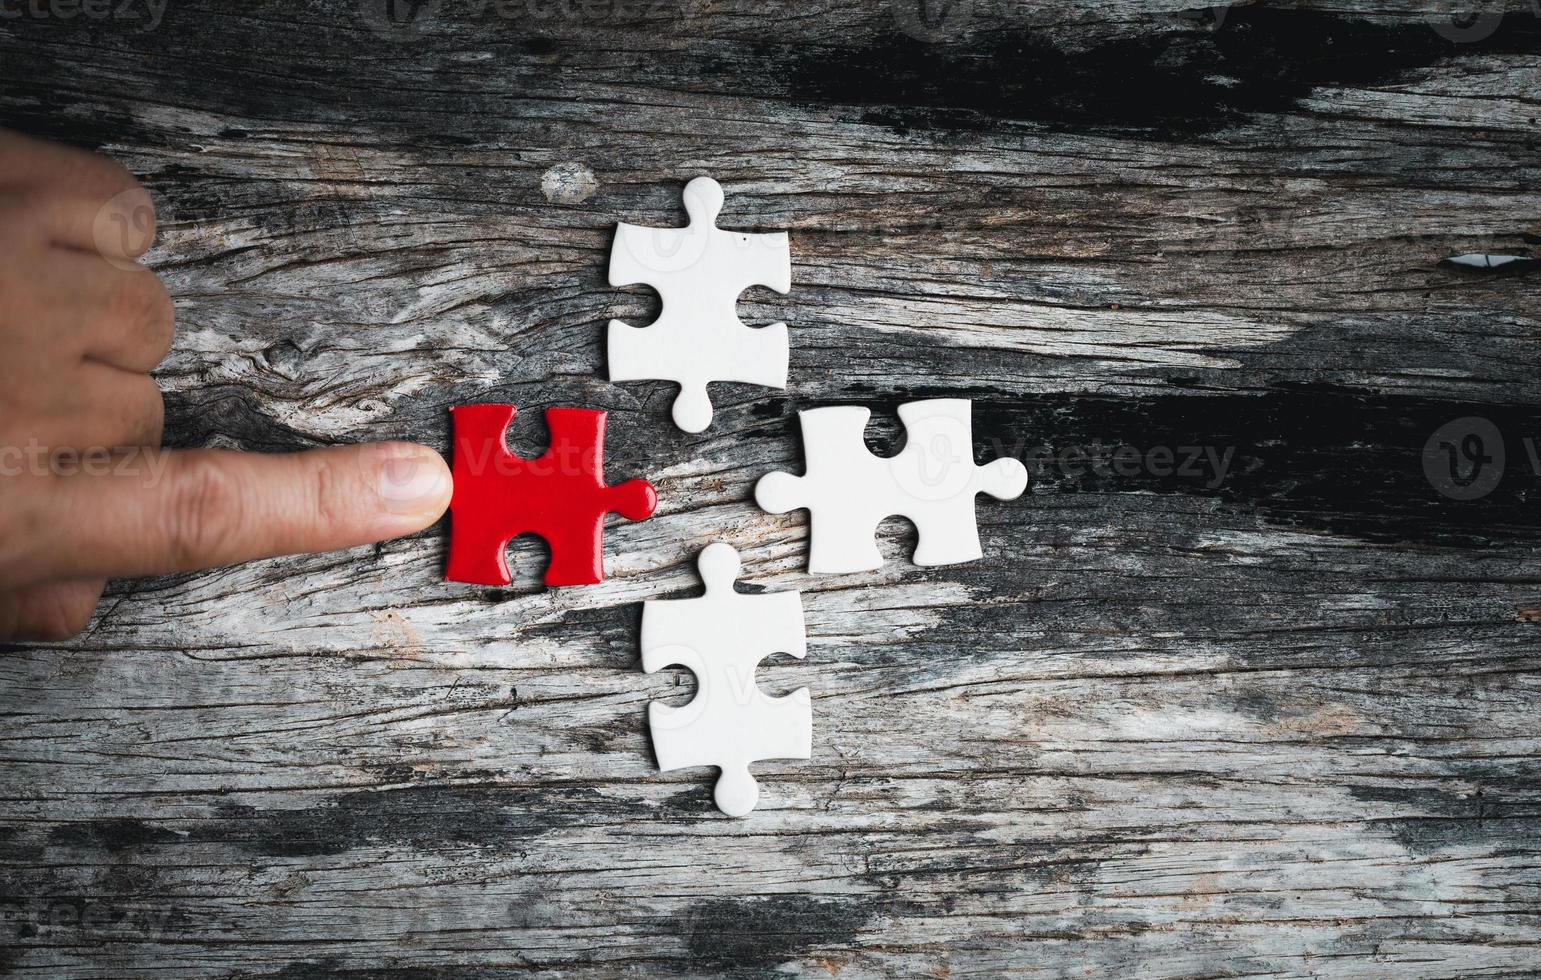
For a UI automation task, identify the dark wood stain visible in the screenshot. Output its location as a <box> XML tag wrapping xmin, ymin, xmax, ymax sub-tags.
<box><xmin>779</xmin><ymin>10</ymin><xmax>1541</xmax><ymax>134</ymax></box>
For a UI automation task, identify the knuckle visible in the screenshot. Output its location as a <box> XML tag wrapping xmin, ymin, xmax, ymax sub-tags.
<box><xmin>15</xmin><ymin>620</ymin><xmax>71</xmax><ymax>643</ymax></box>
<box><xmin>102</xmin><ymin>157</ymin><xmax>147</xmax><ymax>197</ymax></box>
<box><xmin>72</xmin><ymin>148</ymin><xmax>147</xmax><ymax>201</ymax></box>
<box><xmin>145</xmin><ymin>271</ymin><xmax>174</xmax><ymax>324</ymax></box>
<box><xmin>141</xmin><ymin>384</ymin><xmax>166</xmax><ymax>448</ymax></box>
<box><xmin>310</xmin><ymin>457</ymin><xmax>347</xmax><ymax>533</ymax></box>
<box><xmin>163</xmin><ymin>456</ymin><xmax>243</xmax><ymax>568</ymax></box>
<box><xmin>12</xmin><ymin>592</ymin><xmax>97</xmax><ymax>643</ymax></box>
<box><xmin>104</xmin><ymin>275</ymin><xmax>137</xmax><ymax>324</ymax></box>
<box><xmin>141</xmin><ymin>275</ymin><xmax>176</xmax><ymax>358</ymax></box>
<box><xmin>112</xmin><ymin>165</ymin><xmax>148</xmax><ymax>199</ymax></box>
<box><xmin>27</xmin><ymin>604</ymin><xmax>94</xmax><ymax>643</ymax></box>
<box><xmin>112</xmin><ymin>182</ymin><xmax>157</xmax><ymax>241</ymax></box>
<box><xmin>113</xmin><ymin>270</ymin><xmax>175</xmax><ymax>341</ymax></box>
<box><xmin>110</xmin><ymin>376</ymin><xmax>165</xmax><ymax>450</ymax></box>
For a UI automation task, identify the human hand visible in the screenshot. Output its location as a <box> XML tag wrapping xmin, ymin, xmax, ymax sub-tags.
<box><xmin>0</xmin><ymin>131</ymin><xmax>452</xmax><ymax>641</ymax></box>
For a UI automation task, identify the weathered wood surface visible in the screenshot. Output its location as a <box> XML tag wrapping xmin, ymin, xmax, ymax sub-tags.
<box><xmin>3</xmin><ymin>1</ymin><xmax>1541</xmax><ymax>976</ymax></box>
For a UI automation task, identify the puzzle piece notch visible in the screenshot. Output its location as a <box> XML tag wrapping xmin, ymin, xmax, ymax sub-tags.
<box><xmin>448</xmin><ymin>404</ymin><xmax>657</xmax><ymax>587</ymax></box>
<box><xmin>755</xmin><ymin>398</ymin><xmax>1027</xmax><ymax>574</ymax></box>
<box><xmin>608</xmin><ymin>176</ymin><xmax>792</xmax><ymax>434</ymax></box>
<box><xmin>641</xmin><ymin>543</ymin><xmax>810</xmax><ymax>816</ymax></box>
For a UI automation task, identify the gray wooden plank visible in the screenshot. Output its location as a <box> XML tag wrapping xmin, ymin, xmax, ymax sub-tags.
<box><xmin>2</xmin><ymin>1</ymin><xmax>1539</xmax><ymax>976</ymax></box>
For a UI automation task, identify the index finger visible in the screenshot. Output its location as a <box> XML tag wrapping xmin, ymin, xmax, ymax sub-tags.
<box><xmin>4</xmin><ymin>443</ymin><xmax>452</xmax><ymax>587</ymax></box>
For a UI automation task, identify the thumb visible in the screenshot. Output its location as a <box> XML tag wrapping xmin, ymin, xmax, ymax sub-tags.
<box><xmin>27</xmin><ymin>442</ymin><xmax>452</xmax><ymax>583</ymax></box>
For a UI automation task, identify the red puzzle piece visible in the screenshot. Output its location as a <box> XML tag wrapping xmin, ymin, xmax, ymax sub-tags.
<box><xmin>448</xmin><ymin>404</ymin><xmax>658</xmax><ymax>586</ymax></box>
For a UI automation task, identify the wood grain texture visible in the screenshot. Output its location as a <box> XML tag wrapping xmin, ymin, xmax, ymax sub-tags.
<box><xmin>3</xmin><ymin>1</ymin><xmax>1541</xmax><ymax>975</ymax></box>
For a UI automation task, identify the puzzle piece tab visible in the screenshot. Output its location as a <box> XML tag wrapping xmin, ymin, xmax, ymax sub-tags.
<box><xmin>448</xmin><ymin>404</ymin><xmax>657</xmax><ymax>587</ymax></box>
<box><xmin>641</xmin><ymin>543</ymin><xmax>810</xmax><ymax>816</ymax></box>
<box><xmin>755</xmin><ymin>398</ymin><xmax>1027</xmax><ymax>574</ymax></box>
<box><xmin>608</xmin><ymin>176</ymin><xmax>792</xmax><ymax>434</ymax></box>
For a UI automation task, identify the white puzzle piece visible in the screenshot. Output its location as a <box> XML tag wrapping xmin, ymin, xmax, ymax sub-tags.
<box><xmin>641</xmin><ymin>543</ymin><xmax>810</xmax><ymax>816</ymax></box>
<box><xmin>608</xmin><ymin>176</ymin><xmax>792</xmax><ymax>433</ymax></box>
<box><xmin>756</xmin><ymin>398</ymin><xmax>1028</xmax><ymax>574</ymax></box>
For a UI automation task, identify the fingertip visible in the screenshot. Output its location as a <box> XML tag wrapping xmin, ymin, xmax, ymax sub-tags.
<box><xmin>89</xmin><ymin>183</ymin><xmax>158</xmax><ymax>264</ymax></box>
<box><xmin>370</xmin><ymin>442</ymin><xmax>453</xmax><ymax>533</ymax></box>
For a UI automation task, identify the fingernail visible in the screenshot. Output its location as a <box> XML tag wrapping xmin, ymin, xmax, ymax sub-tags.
<box><xmin>377</xmin><ymin>450</ymin><xmax>451</xmax><ymax>515</ymax></box>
